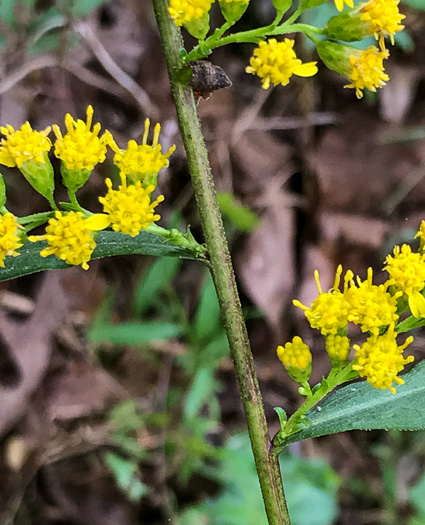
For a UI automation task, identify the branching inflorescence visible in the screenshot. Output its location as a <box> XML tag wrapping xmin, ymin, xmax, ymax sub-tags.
<box><xmin>273</xmin><ymin>233</ymin><xmax>425</xmax><ymax>445</ymax></box>
<box><xmin>0</xmin><ymin>106</ymin><xmax>204</xmax><ymax>271</ymax></box>
<box><xmin>168</xmin><ymin>0</ymin><xmax>405</xmax><ymax>99</ymax></box>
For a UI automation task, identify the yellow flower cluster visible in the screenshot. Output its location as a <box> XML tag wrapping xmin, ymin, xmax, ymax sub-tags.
<box><xmin>360</xmin><ymin>0</ymin><xmax>405</xmax><ymax>51</ymax></box>
<box><xmin>0</xmin><ymin>213</ymin><xmax>23</xmax><ymax>267</ymax></box>
<box><xmin>278</xmin><ymin>222</ymin><xmax>425</xmax><ymax>393</ymax></box>
<box><xmin>53</xmin><ymin>105</ymin><xmax>115</xmax><ymax>172</ymax></box>
<box><xmin>99</xmin><ymin>176</ymin><xmax>165</xmax><ymax>237</ymax></box>
<box><xmin>169</xmin><ymin>0</ymin><xmax>215</xmax><ymax>26</ymax></box>
<box><xmin>0</xmin><ymin>107</ymin><xmax>175</xmax><ymax>270</ymax></box>
<box><xmin>246</xmin><ymin>39</ymin><xmax>318</xmax><ymax>90</ymax></box>
<box><xmin>0</xmin><ymin>123</ymin><xmax>51</xmax><ymax>168</ymax></box>
<box><xmin>112</xmin><ymin>119</ymin><xmax>175</xmax><ymax>184</ymax></box>
<box><xmin>345</xmin><ymin>46</ymin><xmax>389</xmax><ymax>99</ymax></box>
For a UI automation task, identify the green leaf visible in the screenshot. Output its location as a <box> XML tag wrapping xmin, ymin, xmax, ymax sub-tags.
<box><xmin>396</xmin><ymin>315</ymin><xmax>425</xmax><ymax>333</ymax></box>
<box><xmin>0</xmin><ymin>230</ymin><xmax>206</xmax><ymax>283</ymax></box>
<box><xmin>274</xmin><ymin>407</ymin><xmax>287</xmax><ymax>428</ymax></box>
<box><xmin>133</xmin><ymin>257</ymin><xmax>181</xmax><ymax>316</ymax></box>
<box><xmin>104</xmin><ymin>452</ymin><xmax>147</xmax><ymax>501</ymax></box>
<box><xmin>184</xmin><ymin>367</ymin><xmax>217</xmax><ymax>421</ymax></box>
<box><xmin>0</xmin><ymin>0</ymin><xmax>18</xmax><ymax>27</ymax></box>
<box><xmin>276</xmin><ymin>360</ymin><xmax>425</xmax><ymax>448</ymax></box>
<box><xmin>193</xmin><ymin>274</ymin><xmax>222</xmax><ymax>344</ymax></box>
<box><xmin>217</xmin><ymin>192</ymin><xmax>260</xmax><ymax>233</ymax></box>
<box><xmin>88</xmin><ymin>321</ymin><xmax>182</xmax><ymax>345</ymax></box>
<box><xmin>109</xmin><ymin>400</ymin><xmax>145</xmax><ymax>433</ymax></box>
<box><xmin>182</xmin><ymin>433</ymin><xmax>339</xmax><ymax>525</ymax></box>
<box><xmin>409</xmin><ymin>471</ymin><xmax>425</xmax><ymax>515</ymax></box>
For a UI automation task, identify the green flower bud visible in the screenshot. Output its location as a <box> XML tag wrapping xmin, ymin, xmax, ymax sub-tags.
<box><xmin>316</xmin><ymin>40</ymin><xmax>353</xmax><ymax>77</ymax></box>
<box><xmin>271</xmin><ymin>0</ymin><xmax>292</xmax><ymax>12</ymax></box>
<box><xmin>184</xmin><ymin>11</ymin><xmax>210</xmax><ymax>40</ymax></box>
<box><xmin>324</xmin><ymin>12</ymin><xmax>371</xmax><ymax>42</ymax></box>
<box><xmin>219</xmin><ymin>0</ymin><xmax>249</xmax><ymax>23</ymax></box>
<box><xmin>61</xmin><ymin>165</ymin><xmax>91</xmax><ymax>193</ymax></box>
<box><xmin>301</xmin><ymin>0</ymin><xmax>328</xmax><ymax>10</ymax></box>
<box><xmin>19</xmin><ymin>152</ymin><xmax>55</xmax><ymax>203</ymax></box>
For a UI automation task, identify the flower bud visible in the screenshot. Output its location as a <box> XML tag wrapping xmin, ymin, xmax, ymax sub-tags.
<box><xmin>324</xmin><ymin>12</ymin><xmax>371</xmax><ymax>41</ymax></box>
<box><xmin>19</xmin><ymin>153</ymin><xmax>55</xmax><ymax>203</ymax></box>
<box><xmin>219</xmin><ymin>0</ymin><xmax>249</xmax><ymax>23</ymax></box>
<box><xmin>277</xmin><ymin>336</ymin><xmax>312</xmax><ymax>384</ymax></box>
<box><xmin>61</xmin><ymin>166</ymin><xmax>91</xmax><ymax>193</ymax></box>
<box><xmin>325</xmin><ymin>334</ymin><xmax>350</xmax><ymax>368</ymax></box>
<box><xmin>184</xmin><ymin>11</ymin><xmax>210</xmax><ymax>39</ymax></box>
<box><xmin>271</xmin><ymin>0</ymin><xmax>292</xmax><ymax>13</ymax></box>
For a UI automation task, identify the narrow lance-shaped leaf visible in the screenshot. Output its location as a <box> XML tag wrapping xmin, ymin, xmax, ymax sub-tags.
<box><xmin>274</xmin><ymin>359</ymin><xmax>425</xmax><ymax>450</ymax></box>
<box><xmin>0</xmin><ymin>230</ymin><xmax>207</xmax><ymax>283</ymax></box>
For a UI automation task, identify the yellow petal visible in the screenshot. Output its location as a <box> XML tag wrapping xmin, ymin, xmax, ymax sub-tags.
<box><xmin>293</xmin><ymin>62</ymin><xmax>318</xmax><ymax>78</ymax></box>
<box><xmin>334</xmin><ymin>0</ymin><xmax>344</xmax><ymax>10</ymax></box>
<box><xmin>84</xmin><ymin>213</ymin><xmax>111</xmax><ymax>231</ymax></box>
<box><xmin>409</xmin><ymin>290</ymin><xmax>425</xmax><ymax>318</ymax></box>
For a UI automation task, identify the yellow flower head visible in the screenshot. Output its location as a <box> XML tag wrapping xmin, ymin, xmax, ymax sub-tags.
<box><xmin>246</xmin><ymin>38</ymin><xmax>318</xmax><ymax>90</ymax></box>
<box><xmin>345</xmin><ymin>268</ymin><xmax>400</xmax><ymax>334</ymax></box>
<box><xmin>334</xmin><ymin>0</ymin><xmax>354</xmax><ymax>11</ymax></box>
<box><xmin>28</xmin><ymin>211</ymin><xmax>110</xmax><ymax>270</ymax></box>
<box><xmin>0</xmin><ymin>213</ymin><xmax>23</xmax><ymax>267</ymax></box>
<box><xmin>0</xmin><ymin>122</ymin><xmax>51</xmax><ymax>168</ymax></box>
<box><xmin>325</xmin><ymin>334</ymin><xmax>350</xmax><ymax>367</ymax></box>
<box><xmin>99</xmin><ymin>176</ymin><xmax>164</xmax><ymax>237</ymax></box>
<box><xmin>53</xmin><ymin>105</ymin><xmax>115</xmax><ymax>171</ymax></box>
<box><xmin>360</xmin><ymin>0</ymin><xmax>405</xmax><ymax>51</ymax></box>
<box><xmin>277</xmin><ymin>336</ymin><xmax>312</xmax><ymax>383</ymax></box>
<box><xmin>345</xmin><ymin>46</ymin><xmax>389</xmax><ymax>99</ymax></box>
<box><xmin>169</xmin><ymin>0</ymin><xmax>214</xmax><ymax>26</ymax></box>
<box><xmin>353</xmin><ymin>325</ymin><xmax>414</xmax><ymax>394</ymax></box>
<box><xmin>294</xmin><ymin>265</ymin><xmax>350</xmax><ymax>335</ymax></box>
<box><xmin>113</xmin><ymin>119</ymin><xmax>175</xmax><ymax>184</ymax></box>
<box><xmin>384</xmin><ymin>244</ymin><xmax>425</xmax><ymax>317</ymax></box>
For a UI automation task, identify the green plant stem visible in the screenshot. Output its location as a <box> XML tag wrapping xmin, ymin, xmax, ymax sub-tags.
<box><xmin>153</xmin><ymin>2</ymin><xmax>291</xmax><ymax>524</ymax></box>
<box><xmin>17</xmin><ymin>211</ymin><xmax>54</xmax><ymax>225</ymax></box>
<box><xmin>184</xmin><ymin>19</ymin><xmax>323</xmax><ymax>62</ymax></box>
<box><xmin>273</xmin><ymin>363</ymin><xmax>356</xmax><ymax>453</ymax></box>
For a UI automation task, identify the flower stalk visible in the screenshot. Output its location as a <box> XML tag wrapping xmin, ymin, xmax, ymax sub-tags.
<box><xmin>153</xmin><ymin>0</ymin><xmax>291</xmax><ymax>523</ymax></box>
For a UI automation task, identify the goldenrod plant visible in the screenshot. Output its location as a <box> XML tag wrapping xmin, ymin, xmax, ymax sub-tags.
<box><xmin>0</xmin><ymin>0</ymin><xmax>424</xmax><ymax>523</ymax></box>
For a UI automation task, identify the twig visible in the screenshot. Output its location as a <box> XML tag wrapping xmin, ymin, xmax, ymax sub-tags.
<box><xmin>73</xmin><ymin>20</ymin><xmax>159</xmax><ymax>118</ymax></box>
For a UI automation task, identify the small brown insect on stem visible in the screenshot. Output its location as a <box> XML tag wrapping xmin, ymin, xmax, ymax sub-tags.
<box><xmin>188</xmin><ymin>60</ymin><xmax>232</xmax><ymax>102</ymax></box>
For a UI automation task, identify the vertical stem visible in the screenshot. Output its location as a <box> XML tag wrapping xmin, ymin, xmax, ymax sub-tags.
<box><xmin>152</xmin><ymin>2</ymin><xmax>291</xmax><ymax>524</ymax></box>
